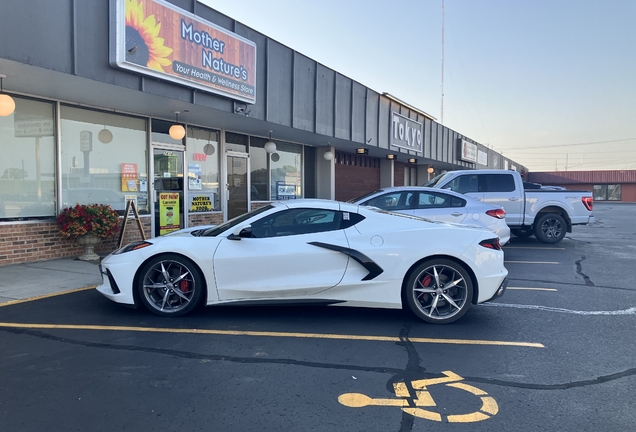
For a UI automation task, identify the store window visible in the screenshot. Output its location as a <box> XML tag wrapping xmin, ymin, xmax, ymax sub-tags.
<box><xmin>594</xmin><ymin>184</ymin><xmax>621</xmax><ymax>201</ymax></box>
<box><xmin>0</xmin><ymin>97</ymin><xmax>55</xmax><ymax>219</ymax></box>
<box><xmin>186</xmin><ymin>128</ymin><xmax>221</xmax><ymax>212</ymax></box>
<box><xmin>61</xmin><ymin>106</ymin><xmax>148</xmax><ymax>215</ymax></box>
<box><xmin>249</xmin><ymin>137</ymin><xmax>268</xmax><ymax>201</ymax></box>
<box><xmin>270</xmin><ymin>141</ymin><xmax>302</xmax><ymax>200</ymax></box>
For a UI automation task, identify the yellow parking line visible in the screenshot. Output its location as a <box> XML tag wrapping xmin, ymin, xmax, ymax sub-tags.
<box><xmin>0</xmin><ymin>286</ymin><xmax>96</xmax><ymax>307</ymax></box>
<box><xmin>0</xmin><ymin>322</ymin><xmax>544</xmax><ymax>348</ymax></box>
<box><xmin>504</xmin><ymin>261</ymin><xmax>559</xmax><ymax>264</ymax></box>
<box><xmin>508</xmin><ymin>287</ymin><xmax>558</xmax><ymax>292</ymax></box>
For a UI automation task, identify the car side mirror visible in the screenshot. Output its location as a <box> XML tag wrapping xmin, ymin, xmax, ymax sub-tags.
<box><xmin>228</xmin><ymin>225</ymin><xmax>252</xmax><ymax>241</ymax></box>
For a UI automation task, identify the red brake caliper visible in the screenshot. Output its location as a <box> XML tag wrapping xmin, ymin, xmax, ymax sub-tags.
<box><xmin>420</xmin><ymin>274</ymin><xmax>432</xmax><ymax>287</ymax></box>
<box><xmin>179</xmin><ymin>272</ymin><xmax>189</xmax><ymax>292</ymax></box>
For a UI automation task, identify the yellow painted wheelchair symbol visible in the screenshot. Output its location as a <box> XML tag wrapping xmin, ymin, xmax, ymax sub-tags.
<box><xmin>338</xmin><ymin>370</ymin><xmax>498</xmax><ymax>423</ymax></box>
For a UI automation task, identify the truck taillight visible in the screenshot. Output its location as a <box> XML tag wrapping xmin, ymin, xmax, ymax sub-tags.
<box><xmin>479</xmin><ymin>238</ymin><xmax>502</xmax><ymax>251</ymax></box>
<box><xmin>582</xmin><ymin>197</ymin><xmax>593</xmax><ymax>211</ymax></box>
<box><xmin>486</xmin><ymin>208</ymin><xmax>506</xmax><ymax>219</ymax></box>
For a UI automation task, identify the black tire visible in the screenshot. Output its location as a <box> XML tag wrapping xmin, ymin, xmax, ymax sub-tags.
<box><xmin>404</xmin><ymin>259</ymin><xmax>473</xmax><ymax>324</ymax></box>
<box><xmin>533</xmin><ymin>213</ymin><xmax>567</xmax><ymax>244</ymax></box>
<box><xmin>137</xmin><ymin>254</ymin><xmax>205</xmax><ymax>317</ymax></box>
<box><xmin>511</xmin><ymin>227</ymin><xmax>533</xmax><ymax>238</ymax></box>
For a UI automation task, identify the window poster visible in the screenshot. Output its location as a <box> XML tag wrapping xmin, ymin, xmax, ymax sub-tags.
<box><xmin>188</xmin><ymin>163</ymin><xmax>202</xmax><ymax>190</ymax></box>
<box><xmin>159</xmin><ymin>192</ymin><xmax>180</xmax><ymax>235</ymax></box>
<box><xmin>121</xmin><ymin>163</ymin><xmax>138</xmax><ymax>191</ymax></box>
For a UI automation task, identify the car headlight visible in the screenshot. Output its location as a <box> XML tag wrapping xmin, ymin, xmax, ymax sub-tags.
<box><xmin>113</xmin><ymin>241</ymin><xmax>153</xmax><ymax>254</ymax></box>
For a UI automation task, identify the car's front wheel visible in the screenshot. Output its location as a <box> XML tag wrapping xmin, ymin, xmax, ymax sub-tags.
<box><xmin>405</xmin><ymin>259</ymin><xmax>473</xmax><ymax>324</ymax></box>
<box><xmin>137</xmin><ymin>254</ymin><xmax>205</xmax><ymax>317</ymax></box>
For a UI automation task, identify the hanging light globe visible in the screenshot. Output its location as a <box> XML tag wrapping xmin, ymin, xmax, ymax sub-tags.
<box><xmin>169</xmin><ymin>124</ymin><xmax>186</xmax><ymax>140</ymax></box>
<box><xmin>0</xmin><ymin>94</ymin><xmax>15</xmax><ymax>117</ymax></box>
<box><xmin>98</xmin><ymin>128</ymin><xmax>113</xmax><ymax>144</ymax></box>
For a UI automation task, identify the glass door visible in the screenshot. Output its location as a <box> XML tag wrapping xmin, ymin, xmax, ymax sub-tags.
<box><xmin>227</xmin><ymin>154</ymin><xmax>248</xmax><ymax>219</ymax></box>
<box><xmin>153</xmin><ymin>147</ymin><xmax>185</xmax><ymax>236</ymax></box>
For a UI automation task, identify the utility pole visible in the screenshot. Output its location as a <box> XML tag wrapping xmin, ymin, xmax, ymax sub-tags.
<box><xmin>565</xmin><ymin>152</ymin><xmax>569</xmax><ymax>171</ymax></box>
<box><xmin>440</xmin><ymin>0</ymin><xmax>444</xmax><ymax>125</ymax></box>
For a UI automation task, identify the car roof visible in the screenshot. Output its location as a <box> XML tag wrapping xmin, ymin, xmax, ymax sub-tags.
<box><xmin>272</xmin><ymin>198</ymin><xmax>360</xmax><ymax>213</ymax></box>
<box><xmin>352</xmin><ymin>186</ymin><xmax>468</xmax><ymax>199</ymax></box>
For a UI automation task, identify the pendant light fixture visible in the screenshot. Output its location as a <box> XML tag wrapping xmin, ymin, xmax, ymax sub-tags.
<box><xmin>0</xmin><ymin>74</ymin><xmax>16</xmax><ymax>117</ymax></box>
<box><xmin>323</xmin><ymin>142</ymin><xmax>334</xmax><ymax>161</ymax></box>
<box><xmin>98</xmin><ymin>125</ymin><xmax>113</xmax><ymax>143</ymax></box>
<box><xmin>203</xmin><ymin>130</ymin><xmax>215</xmax><ymax>155</ymax></box>
<box><xmin>264</xmin><ymin>130</ymin><xmax>276</xmax><ymax>153</ymax></box>
<box><xmin>169</xmin><ymin>111</ymin><xmax>186</xmax><ymax>140</ymax></box>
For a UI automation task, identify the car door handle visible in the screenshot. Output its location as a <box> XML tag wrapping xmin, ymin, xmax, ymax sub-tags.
<box><xmin>451</xmin><ymin>212</ymin><xmax>463</xmax><ymax>217</ymax></box>
<box><xmin>509</xmin><ymin>197</ymin><xmax>519</xmax><ymax>201</ymax></box>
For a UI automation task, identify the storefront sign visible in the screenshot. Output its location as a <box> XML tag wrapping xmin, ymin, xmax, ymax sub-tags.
<box><xmin>189</xmin><ymin>194</ymin><xmax>214</xmax><ymax>212</ymax></box>
<box><xmin>13</xmin><ymin>119</ymin><xmax>54</xmax><ymax>138</ymax></box>
<box><xmin>276</xmin><ymin>181</ymin><xmax>297</xmax><ymax>200</ymax></box>
<box><xmin>477</xmin><ymin>150</ymin><xmax>488</xmax><ymax>166</ymax></box>
<box><xmin>110</xmin><ymin>0</ymin><xmax>257</xmax><ymax>104</ymax></box>
<box><xmin>159</xmin><ymin>192</ymin><xmax>180</xmax><ymax>235</ymax></box>
<box><xmin>390</xmin><ymin>112</ymin><xmax>423</xmax><ymax>153</ymax></box>
<box><xmin>459</xmin><ymin>139</ymin><xmax>477</xmax><ymax>163</ymax></box>
<box><xmin>80</xmin><ymin>131</ymin><xmax>93</xmax><ymax>152</ymax></box>
<box><xmin>121</xmin><ymin>163</ymin><xmax>138</xmax><ymax>191</ymax></box>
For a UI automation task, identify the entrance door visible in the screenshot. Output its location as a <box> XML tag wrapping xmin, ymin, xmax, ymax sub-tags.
<box><xmin>227</xmin><ymin>155</ymin><xmax>248</xmax><ymax>219</ymax></box>
<box><xmin>153</xmin><ymin>148</ymin><xmax>185</xmax><ymax>236</ymax></box>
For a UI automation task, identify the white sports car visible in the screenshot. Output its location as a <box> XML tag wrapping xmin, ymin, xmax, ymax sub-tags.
<box><xmin>97</xmin><ymin>199</ymin><xmax>508</xmax><ymax>324</ymax></box>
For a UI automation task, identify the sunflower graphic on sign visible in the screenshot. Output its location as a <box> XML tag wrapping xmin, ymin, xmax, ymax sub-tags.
<box><xmin>125</xmin><ymin>0</ymin><xmax>172</xmax><ymax>72</ymax></box>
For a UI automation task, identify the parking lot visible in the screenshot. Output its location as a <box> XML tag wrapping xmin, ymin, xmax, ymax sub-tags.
<box><xmin>0</xmin><ymin>202</ymin><xmax>634</xmax><ymax>431</ymax></box>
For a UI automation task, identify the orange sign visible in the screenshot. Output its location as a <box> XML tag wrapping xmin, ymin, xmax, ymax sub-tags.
<box><xmin>110</xmin><ymin>0</ymin><xmax>257</xmax><ymax>103</ymax></box>
<box><xmin>121</xmin><ymin>163</ymin><xmax>138</xmax><ymax>191</ymax></box>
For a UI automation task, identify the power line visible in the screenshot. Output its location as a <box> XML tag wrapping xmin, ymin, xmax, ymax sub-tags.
<box><xmin>502</xmin><ymin>138</ymin><xmax>636</xmax><ymax>151</ymax></box>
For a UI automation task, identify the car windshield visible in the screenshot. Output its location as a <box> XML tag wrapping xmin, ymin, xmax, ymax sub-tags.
<box><xmin>347</xmin><ymin>189</ymin><xmax>385</xmax><ymax>203</ymax></box>
<box><xmin>198</xmin><ymin>205</ymin><xmax>274</xmax><ymax>237</ymax></box>
<box><xmin>423</xmin><ymin>172</ymin><xmax>452</xmax><ymax>187</ymax></box>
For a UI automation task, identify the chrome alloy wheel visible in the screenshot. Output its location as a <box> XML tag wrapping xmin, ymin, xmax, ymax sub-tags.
<box><xmin>411</xmin><ymin>264</ymin><xmax>469</xmax><ymax>321</ymax></box>
<box><xmin>141</xmin><ymin>259</ymin><xmax>197</xmax><ymax>314</ymax></box>
<box><xmin>539</xmin><ymin>217</ymin><xmax>563</xmax><ymax>240</ymax></box>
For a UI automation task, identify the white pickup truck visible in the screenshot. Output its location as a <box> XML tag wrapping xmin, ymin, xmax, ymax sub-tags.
<box><xmin>424</xmin><ymin>169</ymin><xmax>594</xmax><ymax>244</ymax></box>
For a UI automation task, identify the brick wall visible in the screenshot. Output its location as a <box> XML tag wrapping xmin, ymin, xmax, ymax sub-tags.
<box><xmin>0</xmin><ymin>217</ymin><xmax>152</xmax><ymax>267</ymax></box>
<box><xmin>188</xmin><ymin>212</ymin><xmax>224</xmax><ymax>227</ymax></box>
<box><xmin>335</xmin><ymin>165</ymin><xmax>380</xmax><ymax>201</ymax></box>
<box><xmin>394</xmin><ymin>162</ymin><xmax>407</xmax><ymax>186</ymax></box>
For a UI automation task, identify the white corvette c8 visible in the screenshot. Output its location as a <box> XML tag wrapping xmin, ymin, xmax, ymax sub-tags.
<box><xmin>97</xmin><ymin>199</ymin><xmax>508</xmax><ymax>324</ymax></box>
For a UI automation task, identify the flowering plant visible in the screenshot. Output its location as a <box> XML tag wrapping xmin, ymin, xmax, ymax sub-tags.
<box><xmin>57</xmin><ymin>204</ymin><xmax>120</xmax><ymax>239</ymax></box>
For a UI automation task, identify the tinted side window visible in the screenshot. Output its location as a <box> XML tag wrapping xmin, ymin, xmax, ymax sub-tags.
<box><xmin>251</xmin><ymin>208</ymin><xmax>342</xmax><ymax>238</ymax></box>
<box><xmin>444</xmin><ymin>175</ymin><xmax>479</xmax><ymax>194</ymax></box>
<box><xmin>340</xmin><ymin>212</ymin><xmax>365</xmax><ymax>229</ymax></box>
<box><xmin>365</xmin><ymin>192</ymin><xmax>414</xmax><ymax>211</ymax></box>
<box><xmin>482</xmin><ymin>174</ymin><xmax>515</xmax><ymax>192</ymax></box>
<box><xmin>451</xmin><ymin>196</ymin><xmax>466</xmax><ymax>207</ymax></box>
<box><xmin>417</xmin><ymin>192</ymin><xmax>450</xmax><ymax>208</ymax></box>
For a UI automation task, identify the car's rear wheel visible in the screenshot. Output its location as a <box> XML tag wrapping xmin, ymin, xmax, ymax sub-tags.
<box><xmin>137</xmin><ymin>254</ymin><xmax>204</xmax><ymax>317</ymax></box>
<box><xmin>405</xmin><ymin>259</ymin><xmax>473</xmax><ymax>324</ymax></box>
<box><xmin>534</xmin><ymin>213</ymin><xmax>567</xmax><ymax>244</ymax></box>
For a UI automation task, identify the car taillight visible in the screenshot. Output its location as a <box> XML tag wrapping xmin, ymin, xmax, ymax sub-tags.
<box><xmin>485</xmin><ymin>208</ymin><xmax>506</xmax><ymax>219</ymax></box>
<box><xmin>479</xmin><ymin>238</ymin><xmax>502</xmax><ymax>250</ymax></box>
<box><xmin>582</xmin><ymin>197</ymin><xmax>593</xmax><ymax>211</ymax></box>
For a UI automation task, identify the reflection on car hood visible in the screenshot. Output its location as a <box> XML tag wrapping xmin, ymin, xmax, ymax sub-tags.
<box><xmin>163</xmin><ymin>225</ymin><xmax>216</xmax><ymax>236</ymax></box>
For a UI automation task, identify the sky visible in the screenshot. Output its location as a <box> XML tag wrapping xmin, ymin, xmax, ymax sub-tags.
<box><xmin>201</xmin><ymin>0</ymin><xmax>636</xmax><ymax>172</ymax></box>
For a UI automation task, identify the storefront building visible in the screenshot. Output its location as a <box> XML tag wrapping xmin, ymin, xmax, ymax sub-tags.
<box><xmin>0</xmin><ymin>0</ymin><xmax>524</xmax><ymax>266</ymax></box>
<box><xmin>528</xmin><ymin>170</ymin><xmax>636</xmax><ymax>202</ymax></box>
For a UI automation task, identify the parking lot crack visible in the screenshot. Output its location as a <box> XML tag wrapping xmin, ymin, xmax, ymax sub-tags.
<box><xmin>575</xmin><ymin>255</ymin><xmax>595</xmax><ymax>286</ymax></box>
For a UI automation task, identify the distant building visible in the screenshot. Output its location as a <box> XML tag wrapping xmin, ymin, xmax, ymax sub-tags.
<box><xmin>528</xmin><ymin>170</ymin><xmax>636</xmax><ymax>202</ymax></box>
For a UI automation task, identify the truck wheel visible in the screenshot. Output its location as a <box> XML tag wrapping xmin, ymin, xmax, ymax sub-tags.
<box><xmin>534</xmin><ymin>213</ymin><xmax>566</xmax><ymax>244</ymax></box>
<box><xmin>511</xmin><ymin>228</ymin><xmax>533</xmax><ymax>238</ymax></box>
